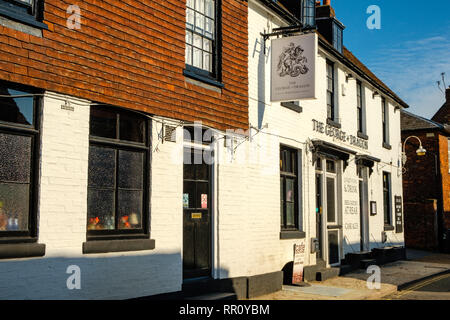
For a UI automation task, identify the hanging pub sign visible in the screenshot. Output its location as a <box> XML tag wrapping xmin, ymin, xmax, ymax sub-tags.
<box><xmin>271</xmin><ymin>33</ymin><xmax>317</xmax><ymax>102</ymax></box>
<box><xmin>395</xmin><ymin>196</ymin><xmax>403</xmax><ymax>233</ymax></box>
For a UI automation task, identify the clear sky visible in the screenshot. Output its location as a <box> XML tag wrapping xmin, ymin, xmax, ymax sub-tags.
<box><xmin>331</xmin><ymin>0</ymin><xmax>450</xmax><ymax>119</ymax></box>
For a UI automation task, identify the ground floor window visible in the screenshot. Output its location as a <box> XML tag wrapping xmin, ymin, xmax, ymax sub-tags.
<box><xmin>280</xmin><ymin>146</ymin><xmax>299</xmax><ymax>231</ymax></box>
<box><xmin>87</xmin><ymin>106</ymin><xmax>150</xmax><ymax>239</ymax></box>
<box><xmin>0</xmin><ymin>83</ymin><xmax>40</xmax><ymax>240</ymax></box>
<box><xmin>383</xmin><ymin>171</ymin><xmax>392</xmax><ymax>226</ymax></box>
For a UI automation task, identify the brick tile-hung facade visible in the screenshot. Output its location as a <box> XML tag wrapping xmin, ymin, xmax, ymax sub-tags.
<box><xmin>401</xmin><ymin>93</ymin><xmax>450</xmax><ymax>252</ymax></box>
<box><xmin>0</xmin><ymin>0</ymin><xmax>250</xmax><ymax>299</ymax></box>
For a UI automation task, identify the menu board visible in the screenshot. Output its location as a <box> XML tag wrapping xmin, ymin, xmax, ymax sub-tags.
<box><xmin>395</xmin><ymin>196</ymin><xmax>403</xmax><ymax>233</ymax></box>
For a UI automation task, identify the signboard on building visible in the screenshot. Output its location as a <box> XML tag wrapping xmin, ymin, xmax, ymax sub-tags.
<box><xmin>395</xmin><ymin>196</ymin><xmax>403</xmax><ymax>233</ymax></box>
<box><xmin>271</xmin><ymin>33</ymin><xmax>317</xmax><ymax>102</ymax></box>
<box><xmin>292</xmin><ymin>240</ymin><xmax>306</xmax><ymax>284</ymax></box>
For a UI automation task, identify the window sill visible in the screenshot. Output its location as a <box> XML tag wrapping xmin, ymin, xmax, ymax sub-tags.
<box><xmin>281</xmin><ymin>102</ymin><xmax>303</xmax><ymax>113</ymax></box>
<box><xmin>357</xmin><ymin>132</ymin><xmax>369</xmax><ymax>140</ymax></box>
<box><xmin>183</xmin><ymin>69</ymin><xmax>224</xmax><ymax>89</ymax></box>
<box><xmin>327</xmin><ymin>118</ymin><xmax>341</xmax><ymax>129</ymax></box>
<box><xmin>0</xmin><ymin>7</ymin><xmax>48</xmax><ymax>30</ymax></box>
<box><xmin>384</xmin><ymin>225</ymin><xmax>395</xmax><ymax>231</ymax></box>
<box><xmin>382</xmin><ymin>142</ymin><xmax>392</xmax><ymax>150</ymax></box>
<box><xmin>0</xmin><ymin>242</ymin><xmax>45</xmax><ymax>259</ymax></box>
<box><xmin>83</xmin><ymin>238</ymin><xmax>155</xmax><ymax>254</ymax></box>
<box><xmin>280</xmin><ymin>231</ymin><xmax>306</xmax><ymax>240</ymax></box>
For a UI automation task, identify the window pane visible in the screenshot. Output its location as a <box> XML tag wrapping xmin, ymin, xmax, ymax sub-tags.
<box><xmin>193</xmin><ymin>33</ymin><xmax>202</xmax><ymax>49</ymax></box>
<box><xmin>196</xmin><ymin>182</ymin><xmax>209</xmax><ymax>208</ymax></box>
<box><xmin>286</xmin><ymin>178</ymin><xmax>295</xmax><ymax>202</ymax></box>
<box><xmin>87</xmin><ymin>189</ymin><xmax>115</xmax><ymax>230</ymax></box>
<box><xmin>0</xmin><ymin>183</ymin><xmax>29</xmax><ymax>231</ymax></box>
<box><xmin>186</xmin><ymin>31</ymin><xmax>193</xmax><ymax>44</ymax></box>
<box><xmin>326</xmin><ymin>160</ymin><xmax>336</xmax><ymax>173</ymax></box>
<box><xmin>88</xmin><ymin>146</ymin><xmax>116</xmax><ymax>188</ymax></box>
<box><xmin>205</xmin><ymin>18</ymin><xmax>214</xmax><ymax>39</ymax></box>
<box><xmin>185</xmin><ymin>44</ymin><xmax>192</xmax><ymax>65</ymax></box>
<box><xmin>90</xmin><ymin>107</ymin><xmax>117</xmax><ymax>139</ymax></box>
<box><xmin>193</xmin><ymin>47</ymin><xmax>202</xmax><ymax>68</ymax></box>
<box><xmin>186</xmin><ymin>8</ymin><xmax>195</xmax><ymax>29</ymax></box>
<box><xmin>203</xmin><ymin>52</ymin><xmax>212</xmax><ymax>72</ymax></box>
<box><xmin>195</xmin><ymin>0</ymin><xmax>204</xmax><ymax>13</ymax></box>
<box><xmin>118</xmin><ymin>190</ymin><xmax>142</xmax><ymax>229</ymax></box>
<box><xmin>0</xmin><ymin>88</ymin><xmax>34</xmax><ymax>126</ymax></box>
<box><xmin>280</xmin><ymin>177</ymin><xmax>284</xmax><ymax>227</ymax></box>
<box><xmin>119</xmin><ymin>111</ymin><xmax>145</xmax><ymax>143</ymax></box>
<box><xmin>183</xmin><ymin>181</ymin><xmax>195</xmax><ymax>209</ymax></box>
<box><xmin>326</xmin><ymin>177</ymin><xmax>336</xmax><ymax>223</ymax></box>
<box><xmin>196</xmin><ymin>13</ymin><xmax>205</xmax><ymax>34</ymax></box>
<box><xmin>286</xmin><ymin>203</ymin><xmax>295</xmax><ymax>228</ymax></box>
<box><xmin>205</xmin><ymin>0</ymin><xmax>214</xmax><ymax>18</ymax></box>
<box><xmin>0</xmin><ymin>133</ymin><xmax>32</xmax><ymax>183</ymax></box>
<box><xmin>118</xmin><ymin>150</ymin><xmax>144</xmax><ymax>189</ymax></box>
<box><xmin>203</xmin><ymin>38</ymin><xmax>212</xmax><ymax>52</ymax></box>
<box><xmin>187</xmin><ymin>0</ymin><xmax>194</xmax><ymax>8</ymax></box>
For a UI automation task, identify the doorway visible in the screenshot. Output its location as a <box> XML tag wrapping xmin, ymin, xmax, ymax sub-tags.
<box><xmin>183</xmin><ymin>147</ymin><xmax>212</xmax><ymax>279</ymax></box>
<box><xmin>358</xmin><ymin>165</ymin><xmax>370</xmax><ymax>252</ymax></box>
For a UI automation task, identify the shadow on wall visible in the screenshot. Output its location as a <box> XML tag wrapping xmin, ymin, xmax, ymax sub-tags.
<box><xmin>253</xmin><ymin>36</ymin><xmax>267</xmax><ymax>129</ymax></box>
<box><xmin>0</xmin><ymin>252</ymin><xmax>182</xmax><ymax>300</ymax></box>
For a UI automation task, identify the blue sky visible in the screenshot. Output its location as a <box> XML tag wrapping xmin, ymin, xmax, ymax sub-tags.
<box><xmin>332</xmin><ymin>0</ymin><xmax>450</xmax><ymax>119</ymax></box>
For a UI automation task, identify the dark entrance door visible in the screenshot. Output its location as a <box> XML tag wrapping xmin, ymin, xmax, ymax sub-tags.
<box><xmin>183</xmin><ymin>148</ymin><xmax>211</xmax><ymax>279</ymax></box>
<box><xmin>316</xmin><ymin>172</ymin><xmax>323</xmax><ymax>260</ymax></box>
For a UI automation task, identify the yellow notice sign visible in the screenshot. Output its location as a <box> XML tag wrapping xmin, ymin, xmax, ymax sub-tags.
<box><xmin>191</xmin><ymin>213</ymin><xmax>202</xmax><ymax>219</ymax></box>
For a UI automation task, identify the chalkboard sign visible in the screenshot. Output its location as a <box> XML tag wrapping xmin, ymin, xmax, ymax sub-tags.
<box><xmin>395</xmin><ymin>196</ymin><xmax>403</xmax><ymax>233</ymax></box>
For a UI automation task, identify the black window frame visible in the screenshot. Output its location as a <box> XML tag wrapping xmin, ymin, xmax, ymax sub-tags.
<box><xmin>0</xmin><ymin>0</ymin><xmax>47</xmax><ymax>30</ymax></box>
<box><xmin>184</xmin><ymin>0</ymin><xmax>223</xmax><ymax>88</ymax></box>
<box><xmin>86</xmin><ymin>105</ymin><xmax>151</xmax><ymax>241</ymax></box>
<box><xmin>382</xmin><ymin>97</ymin><xmax>389</xmax><ymax>145</ymax></box>
<box><xmin>300</xmin><ymin>0</ymin><xmax>316</xmax><ymax>29</ymax></box>
<box><xmin>280</xmin><ymin>145</ymin><xmax>300</xmax><ymax>232</ymax></box>
<box><xmin>0</xmin><ymin>81</ymin><xmax>42</xmax><ymax>244</ymax></box>
<box><xmin>356</xmin><ymin>80</ymin><xmax>364</xmax><ymax>133</ymax></box>
<box><xmin>332</xmin><ymin>21</ymin><xmax>343</xmax><ymax>54</ymax></box>
<box><xmin>383</xmin><ymin>171</ymin><xmax>392</xmax><ymax>226</ymax></box>
<box><xmin>326</xmin><ymin>60</ymin><xmax>335</xmax><ymax>121</ymax></box>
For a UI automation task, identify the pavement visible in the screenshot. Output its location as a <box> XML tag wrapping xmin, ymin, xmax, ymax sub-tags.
<box><xmin>249</xmin><ymin>249</ymin><xmax>450</xmax><ymax>300</ymax></box>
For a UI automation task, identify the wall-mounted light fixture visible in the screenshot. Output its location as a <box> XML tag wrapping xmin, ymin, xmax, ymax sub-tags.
<box><xmin>394</xmin><ymin>106</ymin><xmax>401</xmax><ymax>113</ymax></box>
<box><xmin>345</xmin><ymin>73</ymin><xmax>354</xmax><ymax>82</ymax></box>
<box><xmin>372</xmin><ymin>91</ymin><xmax>380</xmax><ymax>99</ymax></box>
<box><xmin>402</xmin><ymin>135</ymin><xmax>427</xmax><ymax>166</ymax></box>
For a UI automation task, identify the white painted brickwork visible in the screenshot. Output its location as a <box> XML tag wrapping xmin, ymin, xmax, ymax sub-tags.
<box><xmin>0</xmin><ymin>93</ymin><xmax>182</xmax><ymax>299</ymax></box>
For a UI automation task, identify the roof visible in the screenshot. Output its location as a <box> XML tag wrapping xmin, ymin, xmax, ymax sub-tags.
<box><xmin>401</xmin><ymin>109</ymin><xmax>450</xmax><ymax>134</ymax></box>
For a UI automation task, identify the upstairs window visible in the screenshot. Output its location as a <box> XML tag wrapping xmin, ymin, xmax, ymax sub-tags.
<box><xmin>383</xmin><ymin>172</ymin><xmax>392</xmax><ymax>226</ymax></box>
<box><xmin>356</xmin><ymin>80</ymin><xmax>363</xmax><ymax>133</ymax></box>
<box><xmin>301</xmin><ymin>0</ymin><xmax>316</xmax><ymax>29</ymax></box>
<box><xmin>326</xmin><ymin>60</ymin><xmax>335</xmax><ymax>121</ymax></box>
<box><xmin>382</xmin><ymin>97</ymin><xmax>390</xmax><ymax>146</ymax></box>
<box><xmin>332</xmin><ymin>21</ymin><xmax>343</xmax><ymax>53</ymax></box>
<box><xmin>185</xmin><ymin>0</ymin><xmax>220</xmax><ymax>82</ymax></box>
<box><xmin>0</xmin><ymin>0</ymin><xmax>46</xmax><ymax>29</ymax></box>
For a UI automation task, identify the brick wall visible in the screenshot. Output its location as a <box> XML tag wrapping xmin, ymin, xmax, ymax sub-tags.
<box><xmin>439</xmin><ymin>134</ymin><xmax>450</xmax><ymax>229</ymax></box>
<box><xmin>0</xmin><ymin>0</ymin><xmax>248</xmax><ymax>131</ymax></box>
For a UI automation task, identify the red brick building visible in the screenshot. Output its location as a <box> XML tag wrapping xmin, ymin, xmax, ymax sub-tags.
<box><xmin>401</xmin><ymin>104</ymin><xmax>450</xmax><ymax>252</ymax></box>
<box><xmin>0</xmin><ymin>0</ymin><xmax>248</xmax><ymax>130</ymax></box>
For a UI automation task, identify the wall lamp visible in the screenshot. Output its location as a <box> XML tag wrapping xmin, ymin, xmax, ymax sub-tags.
<box><xmin>372</xmin><ymin>91</ymin><xmax>380</xmax><ymax>99</ymax></box>
<box><xmin>402</xmin><ymin>135</ymin><xmax>427</xmax><ymax>166</ymax></box>
<box><xmin>345</xmin><ymin>73</ymin><xmax>354</xmax><ymax>82</ymax></box>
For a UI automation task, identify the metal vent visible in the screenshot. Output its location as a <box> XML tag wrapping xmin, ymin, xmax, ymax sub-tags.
<box><xmin>164</xmin><ymin>125</ymin><xmax>177</xmax><ymax>143</ymax></box>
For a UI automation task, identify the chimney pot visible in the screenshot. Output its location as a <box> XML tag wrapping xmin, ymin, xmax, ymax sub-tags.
<box><xmin>446</xmin><ymin>87</ymin><xmax>450</xmax><ymax>102</ymax></box>
<box><xmin>323</xmin><ymin>0</ymin><xmax>331</xmax><ymax>5</ymax></box>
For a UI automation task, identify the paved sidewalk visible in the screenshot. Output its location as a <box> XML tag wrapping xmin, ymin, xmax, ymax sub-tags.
<box><xmin>250</xmin><ymin>250</ymin><xmax>450</xmax><ymax>300</ymax></box>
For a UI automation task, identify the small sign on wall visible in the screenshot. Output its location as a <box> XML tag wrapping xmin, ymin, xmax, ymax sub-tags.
<box><xmin>370</xmin><ymin>201</ymin><xmax>377</xmax><ymax>216</ymax></box>
<box><xmin>292</xmin><ymin>240</ymin><xmax>306</xmax><ymax>284</ymax></box>
<box><xmin>395</xmin><ymin>196</ymin><xmax>403</xmax><ymax>233</ymax></box>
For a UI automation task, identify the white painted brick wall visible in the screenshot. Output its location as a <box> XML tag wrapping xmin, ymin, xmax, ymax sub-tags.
<box><xmin>0</xmin><ymin>93</ymin><xmax>183</xmax><ymax>299</ymax></box>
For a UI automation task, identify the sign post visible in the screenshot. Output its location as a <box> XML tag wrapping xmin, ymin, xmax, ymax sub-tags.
<box><xmin>292</xmin><ymin>240</ymin><xmax>306</xmax><ymax>284</ymax></box>
<box><xmin>271</xmin><ymin>33</ymin><xmax>317</xmax><ymax>102</ymax></box>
